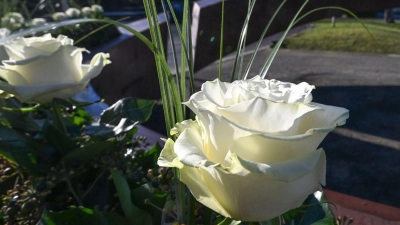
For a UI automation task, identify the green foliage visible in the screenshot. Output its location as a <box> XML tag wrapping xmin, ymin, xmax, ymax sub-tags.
<box><xmin>39</xmin><ymin>207</ymin><xmax>130</xmax><ymax>225</ymax></box>
<box><xmin>283</xmin><ymin>193</ymin><xmax>336</xmax><ymax>225</ymax></box>
<box><xmin>111</xmin><ymin>168</ymin><xmax>153</xmax><ymax>225</ymax></box>
<box><xmin>0</xmin><ymin>96</ymin><xmax>160</xmax><ymax>224</ymax></box>
<box><xmin>285</xmin><ymin>19</ymin><xmax>400</xmax><ymax>54</ymax></box>
<box><xmin>100</xmin><ymin>97</ymin><xmax>157</xmax><ymax>125</ymax></box>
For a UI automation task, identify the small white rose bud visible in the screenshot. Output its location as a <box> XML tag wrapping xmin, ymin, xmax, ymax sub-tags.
<box><xmin>1</xmin><ymin>12</ymin><xmax>25</xmax><ymax>30</ymax></box>
<box><xmin>30</xmin><ymin>18</ymin><xmax>46</xmax><ymax>27</ymax></box>
<box><xmin>65</xmin><ymin>8</ymin><xmax>81</xmax><ymax>18</ymax></box>
<box><xmin>2</xmin><ymin>12</ymin><xmax>25</xmax><ymax>23</ymax></box>
<box><xmin>52</xmin><ymin>12</ymin><xmax>68</xmax><ymax>21</ymax></box>
<box><xmin>81</xmin><ymin>7</ymin><xmax>92</xmax><ymax>17</ymax></box>
<box><xmin>91</xmin><ymin>4</ymin><xmax>104</xmax><ymax>14</ymax></box>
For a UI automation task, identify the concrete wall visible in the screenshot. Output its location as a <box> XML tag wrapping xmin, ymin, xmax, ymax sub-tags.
<box><xmin>191</xmin><ymin>0</ymin><xmax>400</xmax><ymax>72</ymax></box>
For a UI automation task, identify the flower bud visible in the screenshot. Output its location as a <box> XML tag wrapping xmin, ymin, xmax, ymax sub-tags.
<box><xmin>81</xmin><ymin>7</ymin><xmax>92</xmax><ymax>17</ymax></box>
<box><xmin>52</xmin><ymin>12</ymin><xmax>68</xmax><ymax>21</ymax></box>
<box><xmin>30</xmin><ymin>18</ymin><xmax>46</xmax><ymax>27</ymax></box>
<box><xmin>65</xmin><ymin>8</ymin><xmax>81</xmax><ymax>18</ymax></box>
<box><xmin>91</xmin><ymin>4</ymin><xmax>104</xmax><ymax>14</ymax></box>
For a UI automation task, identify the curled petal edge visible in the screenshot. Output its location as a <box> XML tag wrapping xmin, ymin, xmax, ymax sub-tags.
<box><xmin>187</xmin><ymin>98</ymin><xmax>349</xmax><ymax>141</ymax></box>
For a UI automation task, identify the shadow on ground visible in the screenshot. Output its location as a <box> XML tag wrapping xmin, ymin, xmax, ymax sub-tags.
<box><xmin>312</xmin><ymin>86</ymin><xmax>400</xmax><ymax>208</ymax></box>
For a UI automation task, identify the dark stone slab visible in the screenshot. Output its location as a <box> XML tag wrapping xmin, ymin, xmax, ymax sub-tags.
<box><xmin>89</xmin><ymin>14</ymin><xmax>168</xmax><ymax>104</ymax></box>
<box><xmin>191</xmin><ymin>0</ymin><xmax>400</xmax><ymax>72</ymax></box>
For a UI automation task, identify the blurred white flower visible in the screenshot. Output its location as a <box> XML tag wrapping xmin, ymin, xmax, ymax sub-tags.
<box><xmin>0</xmin><ymin>34</ymin><xmax>111</xmax><ymax>103</ymax></box>
<box><xmin>65</xmin><ymin>8</ymin><xmax>81</xmax><ymax>18</ymax></box>
<box><xmin>1</xmin><ymin>12</ymin><xmax>25</xmax><ymax>30</ymax></box>
<box><xmin>30</xmin><ymin>18</ymin><xmax>47</xmax><ymax>27</ymax></box>
<box><xmin>52</xmin><ymin>12</ymin><xmax>68</xmax><ymax>21</ymax></box>
<box><xmin>81</xmin><ymin>7</ymin><xmax>92</xmax><ymax>17</ymax></box>
<box><xmin>91</xmin><ymin>4</ymin><xmax>104</xmax><ymax>14</ymax></box>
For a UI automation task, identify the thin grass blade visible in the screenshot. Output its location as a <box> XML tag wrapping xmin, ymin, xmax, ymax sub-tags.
<box><xmin>260</xmin><ymin>0</ymin><xmax>310</xmax><ymax>78</ymax></box>
<box><xmin>218</xmin><ymin>0</ymin><xmax>225</xmax><ymax>80</ymax></box>
<box><xmin>230</xmin><ymin>0</ymin><xmax>256</xmax><ymax>82</ymax></box>
<box><xmin>243</xmin><ymin>0</ymin><xmax>287</xmax><ymax>80</ymax></box>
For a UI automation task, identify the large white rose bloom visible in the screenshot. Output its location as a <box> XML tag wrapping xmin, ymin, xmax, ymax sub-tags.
<box><xmin>0</xmin><ymin>34</ymin><xmax>110</xmax><ymax>103</ymax></box>
<box><xmin>158</xmin><ymin>76</ymin><xmax>349</xmax><ymax>221</ymax></box>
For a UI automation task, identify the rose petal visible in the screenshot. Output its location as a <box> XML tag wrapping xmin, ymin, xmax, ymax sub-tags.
<box><xmin>179</xmin><ymin>165</ymin><xmax>231</xmax><ymax>218</ymax></box>
<box><xmin>174</xmin><ymin>125</ymin><xmax>215</xmax><ymax>167</ymax></box>
<box><xmin>194</xmin><ymin>108</ymin><xmax>254</xmax><ymax>165</ymax></box>
<box><xmin>214</xmin><ymin>97</ymin><xmax>349</xmax><ymax>135</ymax></box>
<box><xmin>171</xmin><ymin>119</ymin><xmax>200</xmax><ymax>136</ymax></box>
<box><xmin>0</xmin><ymin>81</ymin><xmax>88</xmax><ymax>103</ymax></box>
<box><xmin>201</xmin><ymin>78</ymin><xmax>230</xmax><ymax>107</ymax></box>
<box><xmin>229</xmin><ymin>133</ymin><xmax>328</xmax><ymax>165</ymax></box>
<box><xmin>214</xmin><ymin>98</ymin><xmax>318</xmax><ymax>134</ymax></box>
<box><xmin>80</xmin><ymin>53</ymin><xmax>111</xmax><ymax>82</ymax></box>
<box><xmin>3</xmin><ymin>46</ymin><xmax>84</xmax><ymax>84</ymax></box>
<box><xmin>227</xmin><ymin>149</ymin><xmax>326</xmax><ymax>183</ymax></box>
<box><xmin>193</xmin><ymin>149</ymin><xmax>325</xmax><ymax>221</ymax></box>
<box><xmin>184</xmin><ymin>91</ymin><xmax>217</xmax><ymax>114</ymax></box>
<box><xmin>0</xmin><ymin>66</ymin><xmax>28</xmax><ymax>85</ymax></box>
<box><xmin>157</xmin><ymin>138</ymin><xmax>184</xmax><ymax>169</ymax></box>
<box><xmin>3</xmin><ymin>34</ymin><xmax>73</xmax><ymax>61</ymax></box>
<box><xmin>4</xmin><ymin>41</ymin><xmax>61</xmax><ymax>60</ymax></box>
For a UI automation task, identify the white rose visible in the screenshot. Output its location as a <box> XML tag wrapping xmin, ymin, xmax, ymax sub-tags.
<box><xmin>81</xmin><ymin>7</ymin><xmax>92</xmax><ymax>17</ymax></box>
<box><xmin>30</xmin><ymin>18</ymin><xmax>47</xmax><ymax>27</ymax></box>
<box><xmin>0</xmin><ymin>33</ymin><xmax>110</xmax><ymax>103</ymax></box>
<box><xmin>52</xmin><ymin>12</ymin><xmax>68</xmax><ymax>21</ymax></box>
<box><xmin>65</xmin><ymin>8</ymin><xmax>81</xmax><ymax>18</ymax></box>
<box><xmin>91</xmin><ymin>4</ymin><xmax>104</xmax><ymax>14</ymax></box>
<box><xmin>158</xmin><ymin>76</ymin><xmax>349</xmax><ymax>221</ymax></box>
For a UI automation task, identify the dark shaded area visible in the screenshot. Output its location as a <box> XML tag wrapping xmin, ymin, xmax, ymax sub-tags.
<box><xmin>312</xmin><ymin>86</ymin><xmax>400</xmax><ymax>208</ymax></box>
<box><xmin>313</xmin><ymin>86</ymin><xmax>400</xmax><ymax>140</ymax></box>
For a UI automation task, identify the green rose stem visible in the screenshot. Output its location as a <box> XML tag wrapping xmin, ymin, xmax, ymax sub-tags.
<box><xmin>173</xmin><ymin>167</ymin><xmax>186</xmax><ymax>224</ymax></box>
<box><xmin>51</xmin><ymin>101</ymin><xmax>67</xmax><ymax>133</ymax></box>
<box><xmin>218</xmin><ymin>217</ymin><xmax>235</xmax><ymax>225</ymax></box>
<box><xmin>62</xmin><ymin>163</ymin><xmax>83</xmax><ymax>206</ymax></box>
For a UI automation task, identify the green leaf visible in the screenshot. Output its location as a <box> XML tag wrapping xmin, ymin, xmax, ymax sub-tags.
<box><xmin>217</xmin><ymin>217</ymin><xmax>241</xmax><ymax>225</ymax></box>
<box><xmin>42</xmin><ymin>121</ymin><xmax>77</xmax><ymax>156</ymax></box>
<box><xmin>260</xmin><ymin>217</ymin><xmax>281</xmax><ymax>225</ymax></box>
<box><xmin>0</xmin><ymin>109</ymin><xmax>41</xmax><ymax>132</ymax></box>
<box><xmin>0</xmin><ymin>124</ymin><xmax>38</xmax><ymax>170</ymax></box>
<box><xmin>39</xmin><ymin>208</ymin><xmax>130</xmax><ymax>225</ymax></box>
<box><xmin>62</xmin><ymin>140</ymin><xmax>117</xmax><ymax>164</ymax></box>
<box><xmin>286</xmin><ymin>192</ymin><xmax>336</xmax><ymax>225</ymax></box>
<box><xmin>86</xmin><ymin>119</ymin><xmax>138</xmax><ymax>139</ymax></box>
<box><xmin>311</xmin><ymin>218</ymin><xmax>336</xmax><ymax>225</ymax></box>
<box><xmin>110</xmin><ymin>168</ymin><xmax>152</xmax><ymax>225</ymax></box>
<box><xmin>100</xmin><ymin>98</ymin><xmax>157</xmax><ymax>125</ymax></box>
<box><xmin>134</xmin><ymin>143</ymin><xmax>163</xmax><ymax>167</ymax></box>
<box><xmin>130</xmin><ymin>183</ymin><xmax>168</xmax><ymax>225</ymax></box>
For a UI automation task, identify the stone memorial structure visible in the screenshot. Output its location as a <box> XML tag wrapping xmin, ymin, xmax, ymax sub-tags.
<box><xmin>90</xmin><ymin>14</ymin><xmax>168</xmax><ymax>104</ymax></box>
<box><xmin>191</xmin><ymin>0</ymin><xmax>400</xmax><ymax>72</ymax></box>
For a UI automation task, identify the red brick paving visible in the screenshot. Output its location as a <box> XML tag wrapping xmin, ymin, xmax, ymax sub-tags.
<box><xmin>324</xmin><ymin>189</ymin><xmax>400</xmax><ymax>225</ymax></box>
